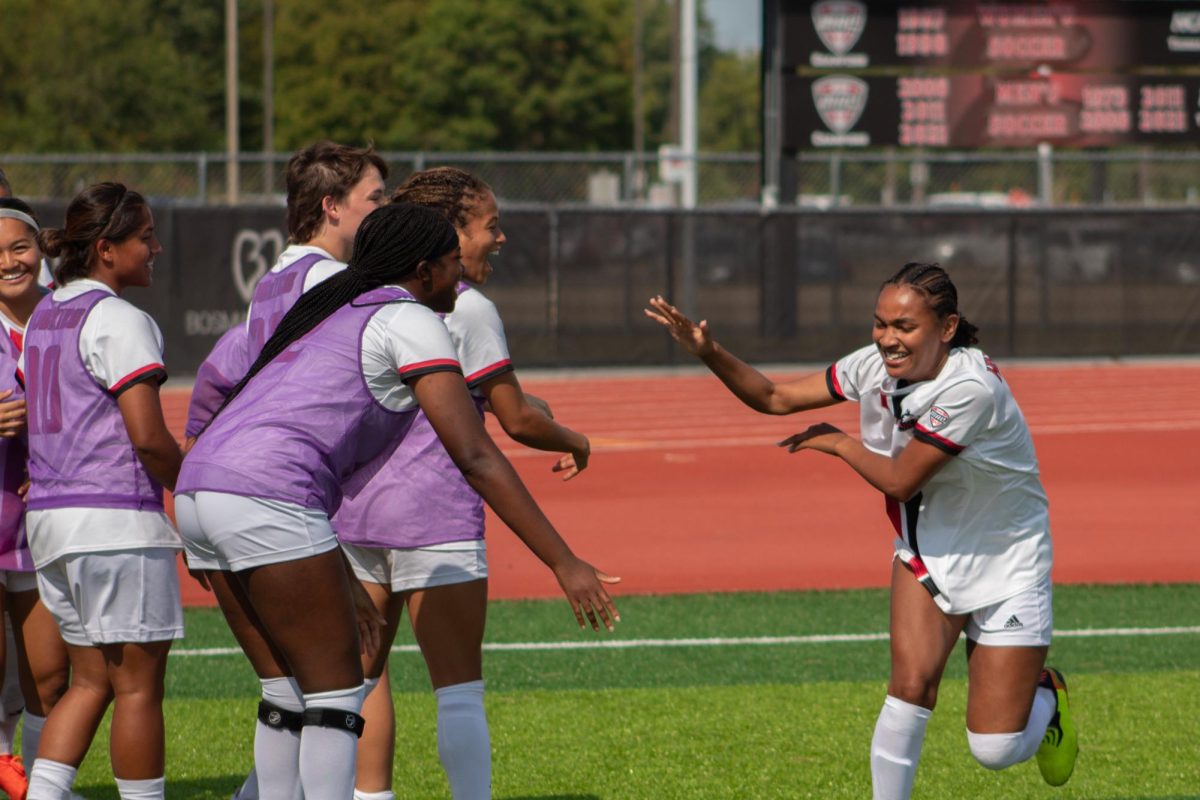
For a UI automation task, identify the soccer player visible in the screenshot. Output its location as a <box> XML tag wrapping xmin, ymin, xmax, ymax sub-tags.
<box><xmin>341</xmin><ymin>167</ymin><xmax>594</xmax><ymax>800</ymax></box>
<box><xmin>186</xmin><ymin>140</ymin><xmax>386</xmax><ymax>442</ymax></box>
<box><xmin>22</xmin><ymin>184</ymin><xmax>184</xmax><ymax>800</ymax></box>
<box><xmin>174</xmin><ymin>203</ymin><xmax>618</xmax><ymax>800</ymax></box>
<box><xmin>646</xmin><ymin>262</ymin><xmax>1076</xmax><ymax>798</ymax></box>
<box><xmin>0</xmin><ymin>199</ymin><xmax>72</xmax><ymax>797</ymax></box>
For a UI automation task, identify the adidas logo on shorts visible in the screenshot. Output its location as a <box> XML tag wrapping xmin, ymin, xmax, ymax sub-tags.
<box><xmin>1003</xmin><ymin>614</ymin><xmax>1024</xmax><ymax>630</ymax></box>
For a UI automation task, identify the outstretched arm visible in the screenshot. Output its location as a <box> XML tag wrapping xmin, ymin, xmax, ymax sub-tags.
<box><xmin>480</xmin><ymin>372</ymin><xmax>589</xmax><ymax>480</ymax></box>
<box><xmin>411</xmin><ymin>370</ymin><xmax>618</xmax><ymax>630</ymax></box>
<box><xmin>645</xmin><ymin>295</ymin><xmax>841</xmax><ymax>415</ymax></box>
<box><xmin>779</xmin><ymin>424</ymin><xmax>953</xmax><ymax>501</ymax></box>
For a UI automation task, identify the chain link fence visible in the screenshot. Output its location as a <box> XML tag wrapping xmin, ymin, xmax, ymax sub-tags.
<box><xmin>5</xmin><ymin>149</ymin><xmax>1200</xmax><ymax>208</ymax></box>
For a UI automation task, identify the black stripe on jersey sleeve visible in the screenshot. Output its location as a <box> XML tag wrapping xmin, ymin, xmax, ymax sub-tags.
<box><xmin>465</xmin><ymin>361</ymin><xmax>515</xmax><ymax>390</ymax></box>
<box><xmin>824</xmin><ymin>365</ymin><xmax>845</xmax><ymax>400</ymax></box>
<box><xmin>398</xmin><ymin>363</ymin><xmax>464</xmax><ymax>384</ymax></box>
<box><xmin>110</xmin><ymin>367</ymin><xmax>168</xmax><ymax>397</ymax></box>
<box><xmin>913</xmin><ymin>425</ymin><xmax>965</xmax><ymax>456</ymax></box>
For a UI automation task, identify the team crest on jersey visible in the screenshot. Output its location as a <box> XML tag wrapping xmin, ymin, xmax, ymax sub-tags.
<box><xmin>812</xmin><ymin>1</ymin><xmax>867</xmax><ymax>55</ymax></box>
<box><xmin>812</xmin><ymin>75</ymin><xmax>869</xmax><ymax>134</ymax></box>
<box><xmin>929</xmin><ymin>406</ymin><xmax>950</xmax><ymax>428</ymax></box>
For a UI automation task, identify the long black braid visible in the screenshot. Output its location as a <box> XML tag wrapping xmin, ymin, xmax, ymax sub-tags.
<box><xmin>882</xmin><ymin>262</ymin><xmax>980</xmax><ymax>348</ymax></box>
<box><xmin>206</xmin><ymin>202</ymin><xmax>458</xmax><ymax>428</ymax></box>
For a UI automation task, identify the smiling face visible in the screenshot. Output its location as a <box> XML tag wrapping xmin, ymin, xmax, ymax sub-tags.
<box><xmin>457</xmin><ymin>190</ymin><xmax>505</xmax><ymax>285</ymax></box>
<box><xmin>872</xmin><ymin>284</ymin><xmax>958</xmax><ymax>382</ymax></box>
<box><xmin>0</xmin><ymin>218</ymin><xmax>43</xmax><ymax>303</ymax></box>
<box><xmin>97</xmin><ymin>206</ymin><xmax>162</xmax><ymax>292</ymax></box>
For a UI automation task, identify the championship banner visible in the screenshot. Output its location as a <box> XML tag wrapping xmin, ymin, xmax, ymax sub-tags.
<box><xmin>785</xmin><ymin>73</ymin><xmax>1200</xmax><ymax>149</ymax></box>
<box><xmin>783</xmin><ymin>0</ymin><xmax>1200</xmax><ymax>70</ymax></box>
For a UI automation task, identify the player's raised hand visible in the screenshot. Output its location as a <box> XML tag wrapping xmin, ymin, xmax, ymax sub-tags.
<box><xmin>553</xmin><ymin>555</ymin><xmax>620</xmax><ymax>631</ymax></box>
<box><xmin>644</xmin><ymin>295</ymin><xmax>714</xmax><ymax>357</ymax></box>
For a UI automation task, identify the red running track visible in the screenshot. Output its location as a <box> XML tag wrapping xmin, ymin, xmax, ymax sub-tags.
<box><xmin>162</xmin><ymin>361</ymin><xmax>1200</xmax><ymax>607</ymax></box>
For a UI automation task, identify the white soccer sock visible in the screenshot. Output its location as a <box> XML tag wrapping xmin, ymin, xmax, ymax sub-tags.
<box><xmin>26</xmin><ymin>758</ymin><xmax>77</xmax><ymax>800</ymax></box>
<box><xmin>353</xmin><ymin>790</ymin><xmax>395</xmax><ymax>800</ymax></box>
<box><xmin>115</xmin><ymin>777</ymin><xmax>165</xmax><ymax>800</ymax></box>
<box><xmin>298</xmin><ymin>684</ymin><xmax>365</xmax><ymax>800</ymax></box>
<box><xmin>435</xmin><ymin>680</ymin><xmax>490</xmax><ymax>800</ymax></box>
<box><xmin>870</xmin><ymin>695</ymin><xmax>932</xmax><ymax>800</ymax></box>
<box><xmin>0</xmin><ymin>708</ymin><xmax>18</xmax><ymax>753</ymax></box>
<box><xmin>966</xmin><ymin>684</ymin><xmax>1056</xmax><ymax>770</ymax></box>
<box><xmin>254</xmin><ymin>677</ymin><xmax>304</xmax><ymax>800</ymax></box>
<box><xmin>21</xmin><ymin>712</ymin><xmax>46</xmax><ymax>763</ymax></box>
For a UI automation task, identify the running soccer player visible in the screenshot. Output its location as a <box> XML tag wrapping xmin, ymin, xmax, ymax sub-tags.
<box><xmin>339</xmin><ymin>167</ymin><xmax>593</xmax><ymax>800</ymax></box>
<box><xmin>175</xmin><ymin>203</ymin><xmax>617</xmax><ymax>800</ymax></box>
<box><xmin>22</xmin><ymin>184</ymin><xmax>184</xmax><ymax>800</ymax></box>
<box><xmin>646</xmin><ymin>262</ymin><xmax>1076</xmax><ymax>798</ymax></box>
<box><xmin>0</xmin><ymin>199</ymin><xmax>72</xmax><ymax>795</ymax></box>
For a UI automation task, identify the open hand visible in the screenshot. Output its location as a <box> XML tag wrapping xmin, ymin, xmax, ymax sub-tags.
<box><xmin>0</xmin><ymin>390</ymin><xmax>27</xmax><ymax>439</ymax></box>
<box><xmin>644</xmin><ymin>296</ymin><xmax>714</xmax><ymax>358</ymax></box>
<box><xmin>554</xmin><ymin>556</ymin><xmax>621</xmax><ymax>631</ymax></box>
<box><xmin>777</xmin><ymin>423</ymin><xmax>849</xmax><ymax>456</ymax></box>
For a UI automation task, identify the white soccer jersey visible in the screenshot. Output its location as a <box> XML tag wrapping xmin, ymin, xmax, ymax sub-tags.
<box><xmin>444</xmin><ymin>284</ymin><xmax>514</xmax><ymax>397</ymax></box>
<box><xmin>360</xmin><ymin>299</ymin><xmax>462</xmax><ymax>413</ymax></box>
<box><xmin>827</xmin><ymin>344</ymin><xmax>1052</xmax><ymax>613</ymax></box>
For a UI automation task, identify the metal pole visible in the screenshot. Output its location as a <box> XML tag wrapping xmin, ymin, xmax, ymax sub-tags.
<box><xmin>632</xmin><ymin>0</ymin><xmax>645</xmax><ymax>201</ymax></box>
<box><xmin>262</xmin><ymin>0</ymin><xmax>274</xmax><ymax>196</ymax></box>
<box><xmin>679</xmin><ymin>0</ymin><xmax>698</xmax><ymax>315</ymax></box>
<box><xmin>225</xmin><ymin>0</ymin><xmax>240</xmax><ymax>204</ymax></box>
<box><xmin>1037</xmin><ymin>143</ymin><xmax>1053</xmax><ymax>206</ymax></box>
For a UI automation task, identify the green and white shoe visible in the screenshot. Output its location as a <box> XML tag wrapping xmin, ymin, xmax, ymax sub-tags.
<box><xmin>1036</xmin><ymin>667</ymin><xmax>1078</xmax><ymax>786</ymax></box>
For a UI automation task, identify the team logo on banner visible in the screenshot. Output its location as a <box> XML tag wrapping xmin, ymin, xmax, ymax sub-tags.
<box><xmin>810</xmin><ymin>1</ymin><xmax>869</xmax><ymax>67</ymax></box>
<box><xmin>812</xmin><ymin>75</ymin><xmax>868</xmax><ymax>134</ymax></box>
<box><xmin>929</xmin><ymin>406</ymin><xmax>950</xmax><ymax>428</ymax></box>
<box><xmin>812</xmin><ymin>1</ymin><xmax>867</xmax><ymax>56</ymax></box>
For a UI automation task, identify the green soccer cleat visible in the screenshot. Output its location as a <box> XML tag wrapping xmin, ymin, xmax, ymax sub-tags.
<box><xmin>1036</xmin><ymin>667</ymin><xmax>1078</xmax><ymax>786</ymax></box>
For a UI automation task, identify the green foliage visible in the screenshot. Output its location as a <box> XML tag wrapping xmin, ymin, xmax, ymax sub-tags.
<box><xmin>0</xmin><ymin>0</ymin><xmax>222</xmax><ymax>151</ymax></box>
<box><xmin>0</xmin><ymin>0</ymin><xmax>763</xmax><ymax>157</ymax></box>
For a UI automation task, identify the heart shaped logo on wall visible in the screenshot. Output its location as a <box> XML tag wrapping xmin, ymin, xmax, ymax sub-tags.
<box><xmin>232</xmin><ymin>229</ymin><xmax>285</xmax><ymax>304</ymax></box>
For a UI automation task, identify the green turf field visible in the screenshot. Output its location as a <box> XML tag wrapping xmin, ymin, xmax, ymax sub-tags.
<box><xmin>57</xmin><ymin>583</ymin><xmax>1200</xmax><ymax>799</ymax></box>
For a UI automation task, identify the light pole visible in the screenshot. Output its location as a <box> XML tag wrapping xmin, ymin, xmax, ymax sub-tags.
<box><xmin>225</xmin><ymin>0</ymin><xmax>239</xmax><ymax>204</ymax></box>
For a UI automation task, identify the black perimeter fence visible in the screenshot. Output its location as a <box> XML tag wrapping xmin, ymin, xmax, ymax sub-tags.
<box><xmin>29</xmin><ymin>202</ymin><xmax>1200</xmax><ymax>375</ymax></box>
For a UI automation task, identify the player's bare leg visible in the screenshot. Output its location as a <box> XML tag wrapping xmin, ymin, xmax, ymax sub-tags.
<box><xmin>871</xmin><ymin>559</ymin><xmax>967</xmax><ymax>800</ymax></box>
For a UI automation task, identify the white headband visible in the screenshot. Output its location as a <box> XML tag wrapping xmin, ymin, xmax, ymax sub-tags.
<box><xmin>0</xmin><ymin>209</ymin><xmax>39</xmax><ymax>232</ymax></box>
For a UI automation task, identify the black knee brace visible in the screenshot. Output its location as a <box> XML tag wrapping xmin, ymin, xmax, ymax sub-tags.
<box><xmin>302</xmin><ymin>706</ymin><xmax>365</xmax><ymax>738</ymax></box>
<box><xmin>258</xmin><ymin>699</ymin><xmax>304</xmax><ymax>732</ymax></box>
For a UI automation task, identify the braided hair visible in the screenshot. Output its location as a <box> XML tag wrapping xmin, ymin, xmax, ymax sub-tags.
<box><xmin>391</xmin><ymin>166</ymin><xmax>491</xmax><ymax>230</ymax></box>
<box><xmin>882</xmin><ymin>262</ymin><xmax>979</xmax><ymax>348</ymax></box>
<box><xmin>38</xmin><ymin>183</ymin><xmax>149</xmax><ymax>285</ymax></box>
<box><xmin>209</xmin><ymin>202</ymin><xmax>458</xmax><ymax>425</ymax></box>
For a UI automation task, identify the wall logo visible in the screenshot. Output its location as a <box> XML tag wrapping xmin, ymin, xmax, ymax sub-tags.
<box><xmin>811</xmin><ymin>75</ymin><xmax>871</xmax><ymax>146</ymax></box>
<box><xmin>232</xmin><ymin>229</ymin><xmax>285</xmax><ymax>304</ymax></box>
<box><xmin>811</xmin><ymin>1</ymin><xmax>869</xmax><ymax>67</ymax></box>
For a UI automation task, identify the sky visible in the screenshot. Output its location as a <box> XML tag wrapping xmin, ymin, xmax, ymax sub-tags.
<box><xmin>706</xmin><ymin>0</ymin><xmax>762</xmax><ymax>53</ymax></box>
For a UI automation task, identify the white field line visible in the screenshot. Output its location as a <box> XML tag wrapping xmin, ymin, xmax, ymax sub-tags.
<box><xmin>170</xmin><ymin>625</ymin><xmax>1200</xmax><ymax>658</ymax></box>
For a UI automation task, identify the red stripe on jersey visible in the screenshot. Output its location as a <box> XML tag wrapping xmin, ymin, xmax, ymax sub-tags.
<box><xmin>8</xmin><ymin>329</ymin><xmax>22</xmax><ymax>354</ymax></box>
<box><xmin>913</xmin><ymin>424</ymin><xmax>964</xmax><ymax>454</ymax></box>
<box><xmin>885</xmin><ymin>497</ymin><xmax>902</xmax><ymax>535</ymax></box>
<box><xmin>398</xmin><ymin>358</ymin><xmax>461</xmax><ymax>376</ymax></box>
<box><xmin>465</xmin><ymin>359</ymin><xmax>512</xmax><ymax>383</ymax></box>
<box><xmin>110</xmin><ymin>363</ymin><xmax>166</xmax><ymax>393</ymax></box>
